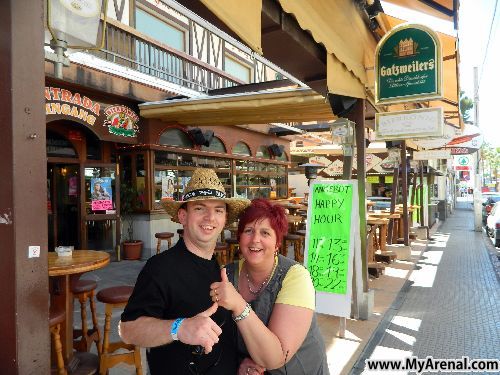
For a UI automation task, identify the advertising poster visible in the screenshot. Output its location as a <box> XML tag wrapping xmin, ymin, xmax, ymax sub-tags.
<box><xmin>304</xmin><ymin>180</ymin><xmax>362</xmax><ymax>318</ymax></box>
<box><xmin>162</xmin><ymin>175</ymin><xmax>175</xmax><ymax>200</ymax></box>
<box><xmin>91</xmin><ymin>177</ymin><xmax>113</xmax><ymax>211</ymax></box>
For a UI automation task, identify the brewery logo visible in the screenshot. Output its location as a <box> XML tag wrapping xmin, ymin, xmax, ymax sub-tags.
<box><xmin>104</xmin><ymin>105</ymin><xmax>140</xmax><ymax>137</ymax></box>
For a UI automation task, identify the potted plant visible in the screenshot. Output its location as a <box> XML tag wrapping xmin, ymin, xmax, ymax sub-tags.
<box><xmin>120</xmin><ymin>182</ymin><xmax>143</xmax><ymax>260</ymax></box>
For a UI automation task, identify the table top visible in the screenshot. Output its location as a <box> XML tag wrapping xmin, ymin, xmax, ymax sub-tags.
<box><xmin>369</xmin><ymin>212</ymin><xmax>401</xmax><ymax>219</ymax></box>
<box><xmin>48</xmin><ymin>250</ymin><xmax>110</xmax><ymax>277</ymax></box>
<box><xmin>367</xmin><ymin>217</ymin><xmax>389</xmax><ymax>225</ymax></box>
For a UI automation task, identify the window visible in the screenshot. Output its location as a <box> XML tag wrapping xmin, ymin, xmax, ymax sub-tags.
<box><xmin>256</xmin><ymin>146</ymin><xmax>271</xmax><ymax>159</ymax></box>
<box><xmin>46</xmin><ymin>131</ymin><xmax>77</xmax><ymax>158</ymax></box>
<box><xmin>201</xmin><ymin>137</ymin><xmax>226</xmax><ymax>153</ymax></box>
<box><xmin>135</xmin><ymin>8</ymin><xmax>185</xmax><ymax>82</ymax></box>
<box><xmin>225</xmin><ymin>55</ymin><xmax>251</xmax><ymax>83</ymax></box>
<box><xmin>159</xmin><ymin>128</ymin><xmax>193</xmax><ymax>148</ymax></box>
<box><xmin>135</xmin><ymin>8</ymin><xmax>185</xmax><ymax>51</ymax></box>
<box><xmin>86</xmin><ymin>131</ymin><xmax>101</xmax><ymax>160</ymax></box>
<box><xmin>232</xmin><ymin>142</ymin><xmax>251</xmax><ymax>156</ymax></box>
<box><xmin>276</xmin><ymin>152</ymin><xmax>288</xmax><ymax>161</ymax></box>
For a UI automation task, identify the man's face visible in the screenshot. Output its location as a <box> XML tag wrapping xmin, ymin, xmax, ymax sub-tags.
<box><xmin>178</xmin><ymin>200</ymin><xmax>227</xmax><ymax>249</ymax></box>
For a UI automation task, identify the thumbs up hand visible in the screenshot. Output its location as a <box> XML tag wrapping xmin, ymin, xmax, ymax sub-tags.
<box><xmin>210</xmin><ymin>268</ymin><xmax>246</xmax><ymax>313</ymax></box>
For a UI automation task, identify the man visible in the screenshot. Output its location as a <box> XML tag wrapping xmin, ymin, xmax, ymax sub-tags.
<box><xmin>119</xmin><ymin>168</ymin><xmax>250</xmax><ymax>374</ymax></box>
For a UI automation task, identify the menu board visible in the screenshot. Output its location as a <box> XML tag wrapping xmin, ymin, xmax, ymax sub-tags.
<box><xmin>304</xmin><ymin>180</ymin><xmax>361</xmax><ymax>317</ymax></box>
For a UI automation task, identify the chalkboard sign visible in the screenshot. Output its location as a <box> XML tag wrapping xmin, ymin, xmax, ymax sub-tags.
<box><xmin>305</xmin><ymin>180</ymin><xmax>362</xmax><ymax>318</ymax></box>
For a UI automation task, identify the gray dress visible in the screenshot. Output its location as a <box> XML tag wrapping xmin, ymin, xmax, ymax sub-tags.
<box><xmin>226</xmin><ymin>255</ymin><xmax>330</xmax><ymax>375</ymax></box>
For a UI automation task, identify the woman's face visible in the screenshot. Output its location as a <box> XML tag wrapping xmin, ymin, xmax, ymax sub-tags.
<box><xmin>239</xmin><ymin>218</ymin><xmax>278</xmax><ymax>267</ymax></box>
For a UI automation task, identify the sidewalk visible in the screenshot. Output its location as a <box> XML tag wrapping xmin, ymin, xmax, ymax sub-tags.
<box><xmin>78</xmin><ymin>201</ymin><xmax>499</xmax><ymax>374</ymax></box>
<box><xmin>349</xmin><ymin>201</ymin><xmax>500</xmax><ymax>374</ymax></box>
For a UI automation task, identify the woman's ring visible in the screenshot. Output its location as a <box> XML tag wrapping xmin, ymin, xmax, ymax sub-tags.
<box><xmin>215</xmin><ymin>295</ymin><xmax>219</xmax><ymax>302</ymax></box>
<box><xmin>214</xmin><ymin>288</ymin><xmax>218</xmax><ymax>295</ymax></box>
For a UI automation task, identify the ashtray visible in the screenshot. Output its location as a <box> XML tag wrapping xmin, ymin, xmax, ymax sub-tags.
<box><xmin>55</xmin><ymin>246</ymin><xmax>73</xmax><ymax>257</ymax></box>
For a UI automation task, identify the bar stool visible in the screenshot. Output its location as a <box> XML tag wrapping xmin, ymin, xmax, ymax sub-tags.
<box><xmin>49</xmin><ymin>307</ymin><xmax>67</xmax><ymax>375</ymax></box>
<box><xmin>225</xmin><ymin>238</ymin><xmax>239</xmax><ymax>263</ymax></box>
<box><xmin>72</xmin><ymin>279</ymin><xmax>101</xmax><ymax>354</ymax></box>
<box><xmin>155</xmin><ymin>232</ymin><xmax>174</xmax><ymax>255</ymax></box>
<box><xmin>96</xmin><ymin>286</ymin><xmax>143</xmax><ymax>375</ymax></box>
<box><xmin>281</xmin><ymin>234</ymin><xmax>304</xmax><ymax>262</ymax></box>
<box><xmin>214</xmin><ymin>242</ymin><xmax>229</xmax><ymax>265</ymax></box>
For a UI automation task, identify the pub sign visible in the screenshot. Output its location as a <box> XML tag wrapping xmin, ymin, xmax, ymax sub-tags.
<box><xmin>375</xmin><ymin>23</ymin><xmax>443</xmax><ymax>104</ymax></box>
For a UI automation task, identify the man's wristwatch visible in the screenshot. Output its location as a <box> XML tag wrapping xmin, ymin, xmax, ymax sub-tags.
<box><xmin>170</xmin><ymin>318</ymin><xmax>185</xmax><ymax>341</ymax></box>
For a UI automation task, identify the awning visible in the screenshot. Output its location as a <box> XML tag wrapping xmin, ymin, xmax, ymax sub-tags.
<box><xmin>198</xmin><ymin>0</ymin><xmax>376</xmax><ymax>99</ymax></box>
<box><xmin>279</xmin><ymin>0</ymin><xmax>376</xmax><ymax>98</ymax></box>
<box><xmin>139</xmin><ymin>87</ymin><xmax>336</xmax><ymax>126</ymax></box>
<box><xmin>200</xmin><ymin>0</ymin><xmax>263</xmax><ymax>55</ymax></box>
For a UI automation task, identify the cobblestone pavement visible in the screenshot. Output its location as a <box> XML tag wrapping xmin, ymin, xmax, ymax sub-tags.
<box><xmin>351</xmin><ymin>202</ymin><xmax>500</xmax><ymax>374</ymax></box>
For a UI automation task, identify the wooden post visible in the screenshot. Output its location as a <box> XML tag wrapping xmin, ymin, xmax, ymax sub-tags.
<box><xmin>0</xmin><ymin>1</ymin><xmax>49</xmax><ymax>372</ymax></box>
<box><xmin>401</xmin><ymin>142</ymin><xmax>410</xmax><ymax>246</ymax></box>
<box><xmin>387</xmin><ymin>167</ymin><xmax>399</xmax><ymax>245</ymax></box>
<box><xmin>420</xmin><ymin>163</ymin><xmax>425</xmax><ymax>226</ymax></box>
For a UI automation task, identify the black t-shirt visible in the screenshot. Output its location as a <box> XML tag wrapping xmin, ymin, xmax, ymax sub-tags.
<box><xmin>121</xmin><ymin>239</ymin><xmax>237</xmax><ymax>374</ymax></box>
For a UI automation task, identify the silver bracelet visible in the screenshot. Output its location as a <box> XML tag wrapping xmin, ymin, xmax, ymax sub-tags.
<box><xmin>233</xmin><ymin>302</ymin><xmax>252</xmax><ymax>322</ymax></box>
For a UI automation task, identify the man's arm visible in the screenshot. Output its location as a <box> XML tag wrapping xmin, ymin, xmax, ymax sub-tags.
<box><xmin>119</xmin><ymin>303</ymin><xmax>222</xmax><ymax>353</ymax></box>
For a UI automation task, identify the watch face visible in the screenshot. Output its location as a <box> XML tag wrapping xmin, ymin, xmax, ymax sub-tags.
<box><xmin>59</xmin><ymin>0</ymin><xmax>100</xmax><ymax>18</ymax></box>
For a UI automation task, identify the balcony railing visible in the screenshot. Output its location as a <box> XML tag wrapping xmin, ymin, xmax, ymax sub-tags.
<box><xmin>90</xmin><ymin>18</ymin><xmax>243</xmax><ymax>93</ymax></box>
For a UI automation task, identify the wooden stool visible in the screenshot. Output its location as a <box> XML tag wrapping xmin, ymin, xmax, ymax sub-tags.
<box><xmin>375</xmin><ymin>251</ymin><xmax>397</xmax><ymax>264</ymax></box>
<box><xmin>214</xmin><ymin>242</ymin><xmax>229</xmax><ymax>265</ymax></box>
<box><xmin>72</xmin><ymin>279</ymin><xmax>101</xmax><ymax>354</ymax></box>
<box><xmin>282</xmin><ymin>234</ymin><xmax>304</xmax><ymax>262</ymax></box>
<box><xmin>225</xmin><ymin>238</ymin><xmax>239</xmax><ymax>263</ymax></box>
<box><xmin>96</xmin><ymin>286</ymin><xmax>142</xmax><ymax>375</ymax></box>
<box><xmin>155</xmin><ymin>232</ymin><xmax>174</xmax><ymax>255</ymax></box>
<box><xmin>49</xmin><ymin>308</ymin><xmax>67</xmax><ymax>375</ymax></box>
<box><xmin>367</xmin><ymin>225</ymin><xmax>385</xmax><ymax>278</ymax></box>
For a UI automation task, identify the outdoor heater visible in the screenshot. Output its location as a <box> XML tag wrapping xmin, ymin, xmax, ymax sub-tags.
<box><xmin>300</xmin><ymin>163</ymin><xmax>323</xmax><ymax>186</ymax></box>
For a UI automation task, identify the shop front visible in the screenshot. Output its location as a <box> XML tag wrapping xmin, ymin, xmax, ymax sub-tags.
<box><xmin>45</xmin><ymin>83</ymin><xmax>140</xmax><ymax>254</ymax></box>
<box><xmin>117</xmin><ymin>122</ymin><xmax>290</xmax><ymax>258</ymax></box>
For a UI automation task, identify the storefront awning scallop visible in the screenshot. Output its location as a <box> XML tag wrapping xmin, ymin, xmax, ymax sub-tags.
<box><xmin>139</xmin><ymin>88</ymin><xmax>336</xmax><ymax>126</ymax></box>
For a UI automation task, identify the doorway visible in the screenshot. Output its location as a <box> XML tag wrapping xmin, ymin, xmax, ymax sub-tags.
<box><xmin>47</xmin><ymin>164</ymin><xmax>81</xmax><ymax>251</ymax></box>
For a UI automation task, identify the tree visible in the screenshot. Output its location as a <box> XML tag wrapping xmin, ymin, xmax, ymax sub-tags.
<box><xmin>459</xmin><ymin>91</ymin><xmax>474</xmax><ymax>123</ymax></box>
<box><xmin>481</xmin><ymin>142</ymin><xmax>499</xmax><ymax>190</ymax></box>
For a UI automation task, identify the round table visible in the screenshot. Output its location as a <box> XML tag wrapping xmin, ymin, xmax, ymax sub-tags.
<box><xmin>49</xmin><ymin>250</ymin><xmax>110</xmax><ymax>374</ymax></box>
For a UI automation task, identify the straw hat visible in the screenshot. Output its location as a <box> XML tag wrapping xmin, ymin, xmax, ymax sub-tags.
<box><xmin>161</xmin><ymin>168</ymin><xmax>250</xmax><ymax>224</ymax></box>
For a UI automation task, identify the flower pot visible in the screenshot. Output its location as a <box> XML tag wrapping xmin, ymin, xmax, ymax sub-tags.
<box><xmin>123</xmin><ymin>240</ymin><xmax>143</xmax><ymax>260</ymax></box>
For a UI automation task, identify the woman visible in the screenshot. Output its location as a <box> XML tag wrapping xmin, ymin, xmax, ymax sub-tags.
<box><xmin>210</xmin><ymin>199</ymin><xmax>329</xmax><ymax>374</ymax></box>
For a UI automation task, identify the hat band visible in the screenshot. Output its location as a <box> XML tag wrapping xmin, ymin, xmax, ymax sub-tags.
<box><xmin>183</xmin><ymin>188</ymin><xmax>226</xmax><ymax>201</ymax></box>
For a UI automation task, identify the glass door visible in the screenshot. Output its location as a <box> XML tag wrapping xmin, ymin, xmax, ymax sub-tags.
<box><xmin>81</xmin><ymin>164</ymin><xmax>120</xmax><ymax>252</ymax></box>
<box><xmin>47</xmin><ymin>163</ymin><xmax>81</xmax><ymax>251</ymax></box>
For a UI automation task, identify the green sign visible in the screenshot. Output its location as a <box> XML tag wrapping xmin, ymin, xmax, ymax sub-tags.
<box><xmin>307</xmin><ymin>183</ymin><xmax>353</xmax><ymax>294</ymax></box>
<box><xmin>375</xmin><ymin>23</ymin><xmax>442</xmax><ymax>104</ymax></box>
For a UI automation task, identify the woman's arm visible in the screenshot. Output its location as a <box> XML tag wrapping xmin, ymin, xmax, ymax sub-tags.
<box><xmin>235</xmin><ymin>303</ymin><xmax>313</xmax><ymax>369</ymax></box>
<box><xmin>212</xmin><ymin>267</ymin><xmax>314</xmax><ymax>369</ymax></box>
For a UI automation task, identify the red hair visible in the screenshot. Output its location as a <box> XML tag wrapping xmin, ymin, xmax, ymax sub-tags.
<box><xmin>237</xmin><ymin>199</ymin><xmax>288</xmax><ymax>247</ymax></box>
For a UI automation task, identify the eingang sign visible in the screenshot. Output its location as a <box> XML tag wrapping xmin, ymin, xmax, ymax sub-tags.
<box><xmin>375</xmin><ymin>23</ymin><xmax>443</xmax><ymax>104</ymax></box>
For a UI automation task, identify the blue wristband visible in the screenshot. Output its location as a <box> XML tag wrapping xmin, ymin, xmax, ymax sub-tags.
<box><xmin>170</xmin><ymin>318</ymin><xmax>185</xmax><ymax>341</ymax></box>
